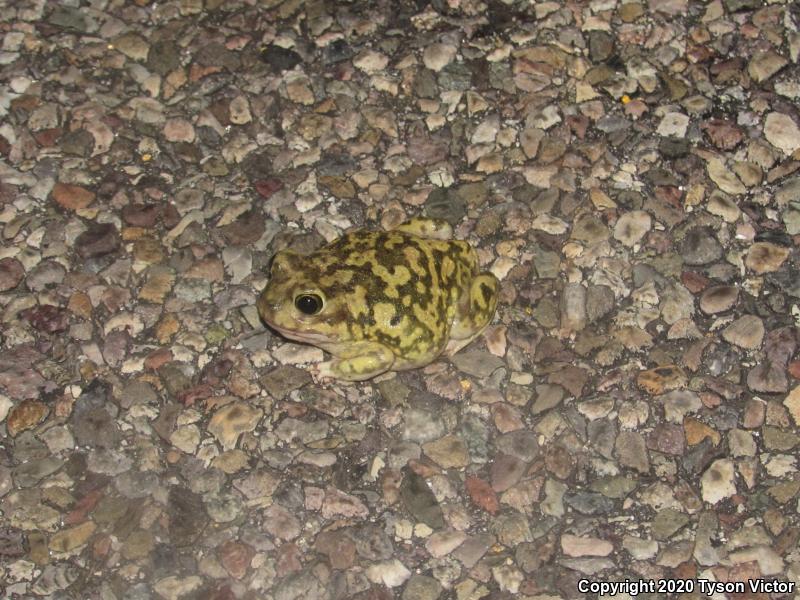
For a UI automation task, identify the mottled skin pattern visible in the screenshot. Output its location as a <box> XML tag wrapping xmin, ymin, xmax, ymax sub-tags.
<box><xmin>257</xmin><ymin>218</ymin><xmax>499</xmax><ymax>381</ymax></box>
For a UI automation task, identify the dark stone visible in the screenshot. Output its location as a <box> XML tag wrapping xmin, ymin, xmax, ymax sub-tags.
<box><xmin>496</xmin><ymin>430</ymin><xmax>539</xmax><ymax>462</ymax></box>
<box><xmin>260</xmin><ymin>365</ymin><xmax>312</xmax><ymax>400</ymax></box>
<box><xmin>682</xmin><ymin>438</ymin><xmax>724</xmax><ymax>476</ymax></box>
<box><xmin>60</xmin><ymin>129</ymin><xmax>95</xmax><ymax>157</ymax></box>
<box><xmin>147</xmin><ymin>40</ymin><xmax>181</xmax><ymax>75</ymax></box>
<box><xmin>272</xmin><ymin>569</ymin><xmax>331</xmax><ymax>600</ymax></box>
<box><xmin>21</xmin><ymin>305</ymin><xmax>69</xmax><ymax>333</ymax></box>
<box><xmin>400</xmin><ymin>471</ymin><xmax>444</xmax><ymax>529</ymax></box>
<box><xmin>647</xmin><ymin>423</ymin><xmax>686</xmax><ymax>455</ymax></box>
<box><xmin>423</xmin><ymin>187</ymin><xmax>467</xmax><ymax>225</ymax></box>
<box><xmin>0</xmin><ymin>527</ymin><xmax>27</xmax><ymax>557</ymax></box>
<box><xmin>588</xmin><ymin>31</ymin><xmax>614</xmax><ymax>62</ymax></box>
<box><xmin>221</xmin><ymin>211</ymin><xmax>266</xmax><ymax>244</ymax></box>
<box><xmin>121</xmin><ymin>204</ymin><xmax>160</xmax><ymax>227</ymax></box>
<box><xmin>167</xmin><ymin>486</ymin><xmax>208</xmax><ymax>546</ymax></box>
<box><xmin>564</xmin><ymin>491</ymin><xmax>616</xmax><ymax>515</ymax></box>
<box><xmin>71</xmin><ymin>381</ymin><xmax>121</xmax><ymax>448</ymax></box>
<box><xmin>75</xmin><ymin>223</ymin><xmax>120</xmax><ymax>259</ymax></box>
<box><xmin>322</xmin><ymin>40</ymin><xmax>352</xmax><ymax>65</ymax></box>
<box><xmin>48</xmin><ymin>6</ymin><xmax>90</xmax><ymax>32</ymax></box>
<box><xmin>261</xmin><ymin>44</ymin><xmax>303</xmax><ymax>71</ymax></box>
<box><xmin>414</xmin><ymin>69</ymin><xmax>439</xmax><ymax>98</ymax></box>
<box><xmin>347</xmin><ymin>524</ymin><xmax>393</xmax><ymax>561</ymax></box>
<box><xmin>724</xmin><ymin>0</ymin><xmax>761</xmax><ymax>11</ymax></box>
<box><xmin>680</xmin><ymin>227</ymin><xmax>722</xmax><ymax>266</ymax></box>
<box><xmin>437</xmin><ymin>62</ymin><xmax>473</xmax><ymax>91</ymax></box>
<box><xmin>196</xmin><ymin>41</ymin><xmax>241</xmax><ymax>71</ymax></box>
<box><xmin>158</xmin><ymin>362</ymin><xmax>193</xmax><ymax>398</ymax></box>
<box><xmin>0</xmin><ymin>257</ymin><xmax>24</xmax><ymax>291</ymax></box>
<box><xmin>660</xmin><ymin>136</ymin><xmax>690</xmax><ymax>158</ymax></box>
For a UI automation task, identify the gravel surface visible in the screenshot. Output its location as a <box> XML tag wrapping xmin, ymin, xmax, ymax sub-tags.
<box><xmin>1</xmin><ymin>1</ymin><xmax>800</xmax><ymax>599</ymax></box>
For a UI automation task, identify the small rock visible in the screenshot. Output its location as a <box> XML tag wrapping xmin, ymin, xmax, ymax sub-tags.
<box><xmin>153</xmin><ymin>576</ymin><xmax>203</xmax><ymax>600</ymax></box>
<box><xmin>707</xmin><ymin>158</ymin><xmax>746</xmax><ymax>195</ymax></box>
<box><xmin>613</xmin><ymin>210</ymin><xmax>651</xmax><ymax>246</ymax></box>
<box><xmin>122</xmin><ymin>530</ymin><xmax>155</xmax><ymax>561</ymax></box>
<box><xmin>228</xmin><ymin>96</ymin><xmax>252</xmax><ymax>125</ymax></box>
<box><xmin>167</xmin><ymin>486</ymin><xmax>207</xmax><ymax>546</ymax></box>
<box><xmin>764</xmin><ymin>112</ymin><xmax>800</xmax><ymax>155</ymax></box>
<box><xmin>637</xmin><ymin>365</ymin><xmax>686</xmax><ymax>395</ymax></box>
<box><xmin>616</xmin><ymin>431</ymin><xmax>650</xmax><ymax>473</ymax></box>
<box><xmin>748</xmin><ymin>51</ymin><xmax>788</xmax><ymax>83</ymax></box>
<box><xmin>400</xmin><ymin>472</ymin><xmax>444</xmax><ymax>529</ymax></box>
<box><xmin>785</xmin><ymin>386</ymin><xmax>800</xmax><ymax>427</ymax></box>
<box><xmin>722</xmin><ymin>315</ymin><xmax>764</xmax><ymax>349</ymax></box>
<box><xmin>623</xmin><ymin>536</ymin><xmax>658</xmax><ymax>560</ymax></box>
<box><xmin>701</xmin><ymin>458</ymin><xmax>736</xmax><ymax>504</ymax></box>
<box><xmin>164</xmin><ymin>118</ymin><xmax>195</xmax><ymax>143</ymax></box>
<box><xmin>22</xmin><ymin>305</ymin><xmax>69</xmax><ymax>333</ymax></box>
<box><xmin>699</xmin><ymin>285</ymin><xmax>739</xmax><ymax>314</ymax></box>
<box><xmin>656</xmin><ymin>112</ymin><xmax>690</xmax><ymax>137</ymax></box>
<box><xmin>684</xmin><ymin>417</ymin><xmax>721</xmax><ymax>446</ymax></box>
<box><xmin>49</xmin><ymin>521</ymin><xmax>96</xmax><ymax>553</ymax></box>
<box><xmin>681</xmin><ymin>227</ymin><xmax>722</xmax><ymax>265</ymax></box>
<box><xmin>647</xmin><ymin>423</ymin><xmax>685</xmax><ymax>455</ymax></box>
<box><xmin>423</xmin><ymin>434</ymin><xmax>469</xmax><ymax>469</ymax></box>
<box><xmin>651</xmin><ymin>508</ymin><xmax>690</xmax><ymax>540</ymax></box>
<box><xmin>72</xmin><ymin>401</ymin><xmax>121</xmax><ymax>449</ymax></box>
<box><xmin>61</xmin><ymin>129</ymin><xmax>95</xmax><ymax>156</ymax></box>
<box><xmin>113</xmin><ymin>33</ymin><xmax>149</xmax><ymax>61</ymax></box>
<box><xmin>52</xmin><ymin>182</ymin><xmax>95</xmax><ymax>210</ymax></box>
<box><xmin>353</xmin><ymin>49</ymin><xmax>389</xmax><ymax>73</ymax></box>
<box><xmin>0</xmin><ymin>258</ymin><xmax>24</xmax><ymax>292</ymax></box>
<box><xmin>588</xmin><ymin>31</ymin><xmax>614</xmax><ymax>62</ymax></box>
<box><xmin>706</xmin><ymin>193</ymin><xmax>741</xmax><ymax>222</ymax></box>
<box><xmin>560</xmin><ymin>283</ymin><xmax>587</xmax><ymax>332</ymax></box>
<box><xmin>748</xmin><ymin>360</ymin><xmax>788</xmax><ymax>393</ymax></box>
<box><xmin>745</xmin><ymin>242</ymin><xmax>790</xmax><ymax>273</ymax></box>
<box><xmin>6</xmin><ymin>399</ymin><xmax>47</xmax><ymax>437</ymax></box>
<box><xmin>321</xmin><ymin>486</ymin><xmax>368</xmax><ymax>519</ymax></box>
<box><xmin>207</xmin><ymin>401</ymin><xmax>262</xmax><ymax>450</ymax></box>
<box><xmin>728</xmin><ymin>546</ymin><xmax>784</xmax><ymax>576</ymax></box>
<box><xmin>423</xmin><ymin>43</ymin><xmax>457</xmax><ymax>72</ymax></box>
<box><xmin>702</xmin><ymin>119</ymin><xmax>743</xmax><ymax>150</ymax></box>
<box><xmin>122</xmin><ymin>203</ymin><xmax>160</xmax><ymax>227</ymax></box>
<box><xmin>263</xmin><ymin>504</ymin><xmax>301</xmax><ymax>541</ymax></box>
<box><xmin>492</xmin><ymin>564</ymin><xmax>524</xmax><ymax>594</ymax></box>
<box><xmin>425</xmin><ymin>530</ymin><xmax>466</xmax><ymax>558</ymax></box>
<box><xmin>170</xmin><ymin>425</ymin><xmax>200</xmax><ymax>454</ymax></box>
<box><xmin>402</xmin><ymin>574</ymin><xmax>443</xmax><ymax>600</ymax></box>
<box><xmin>314</xmin><ymin>531</ymin><xmax>356</xmax><ymax>570</ymax></box>
<box><xmin>561</xmin><ymin>534</ymin><xmax>613</xmax><ymax>557</ymax></box>
<box><xmin>450</xmin><ymin>350</ymin><xmax>504</xmax><ymax>378</ymax></box>
<box><xmin>564</xmin><ymin>491</ymin><xmax>615</xmax><ymax>515</ymax></box>
<box><xmin>75</xmin><ymin>223</ymin><xmax>120</xmax><ymax>259</ymax></box>
<box><xmin>261</xmin><ymin>44</ymin><xmax>302</xmax><ymax>71</ymax></box>
<box><xmin>366</xmin><ymin>559</ymin><xmax>412</xmax><ymax>588</ymax></box>
<box><xmin>146</xmin><ymin>40</ymin><xmax>180</xmax><ymax>75</ymax></box>
<box><xmin>728</xmin><ymin>429</ymin><xmax>757</xmax><ymax>457</ymax></box>
<box><xmin>465</xmin><ymin>476</ymin><xmax>499</xmax><ymax>514</ymax></box>
<box><xmin>491</xmin><ymin>453</ymin><xmax>527</xmax><ymax>492</ymax></box>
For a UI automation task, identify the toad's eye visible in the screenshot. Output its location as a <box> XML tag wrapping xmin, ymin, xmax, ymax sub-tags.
<box><xmin>295</xmin><ymin>294</ymin><xmax>323</xmax><ymax>315</ymax></box>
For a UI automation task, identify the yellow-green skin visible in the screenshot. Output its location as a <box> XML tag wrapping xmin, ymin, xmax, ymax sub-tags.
<box><xmin>257</xmin><ymin>218</ymin><xmax>499</xmax><ymax>381</ymax></box>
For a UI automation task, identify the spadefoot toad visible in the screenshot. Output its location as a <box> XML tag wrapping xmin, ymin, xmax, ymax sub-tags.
<box><xmin>257</xmin><ymin>218</ymin><xmax>499</xmax><ymax>381</ymax></box>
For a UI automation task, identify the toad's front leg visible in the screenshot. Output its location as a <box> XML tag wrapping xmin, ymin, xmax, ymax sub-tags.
<box><xmin>445</xmin><ymin>272</ymin><xmax>500</xmax><ymax>356</ymax></box>
<box><xmin>313</xmin><ymin>341</ymin><xmax>396</xmax><ymax>381</ymax></box>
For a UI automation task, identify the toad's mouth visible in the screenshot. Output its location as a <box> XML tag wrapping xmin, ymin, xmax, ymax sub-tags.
<box><xmin>263</xmin><ymin>319</ymin><xmax>335</xmax><ymax>346</ymax></box>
